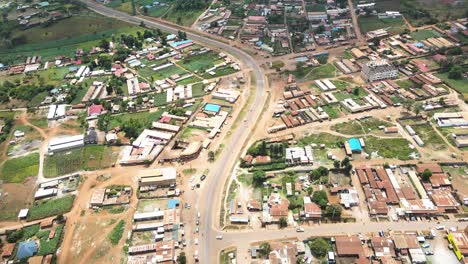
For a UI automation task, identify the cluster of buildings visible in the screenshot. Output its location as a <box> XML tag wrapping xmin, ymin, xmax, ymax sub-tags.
<box><xmin>356</xmin><ymin>164</ymin><xmax>461</xmax><ymax>218</ymax></box>
<box><xmin>89</xmin><ymin>186</ymin><xmax>132</xmax><ymax>208</ymax></box>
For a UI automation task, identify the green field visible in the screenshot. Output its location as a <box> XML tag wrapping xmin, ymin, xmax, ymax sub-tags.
<box><xmin>162</xmin><ymin>8</ymin><xmax>205</xmax><ymax>26</ymax></box>
<box><xmin>152</xmin><ymin>65</ymin><xmax>188</xmax><ymax>80</ymax></box>
<box><xmin>303</xmin><ymin>64</ymin><xmax>337</xmax><ymax>81</ymax></box>
<box><xmin>108</xmin><ymin>110</ymin><xmax>164</xmax><ymax>129</ymax></box>
<box><xmin>364</xmin><ymin>136</ymin><xmax>415</xmax><ymax>160</ymax></box>
<box><xmin>27</xmin><ymin>195</ymin><xmax>75</xmax><ymax>221</ymax></box>
<box><xmin>322</xmin><ymin>105</ymin><xmax>341</xmax><ymax>119</ymax></box>
<box><xmin>332</xmin><ymin>118</ymin><xmax>391</xmax><ymax>135</ymax></box>
<box><xmin>358</xmin><ymin>16</ymin><xmax>408</xmax><ymax>35</ymax></box>
<box><xmin>177</xmin><ymin>52</ymin><xmax>221</xmax><ymax>73</ymax></box>
<box><xmin>298</xmin><ymin>132</ymin><xmax>345</xmax><ymax>148</ymax></box>
<box><xmin>435</xmin><ymin>72</ymin><xmax>468</xmax><ymax>100</ymax></box>
<box><xmin>412</xmin><ymin>124</ymin><xmax>447</xmax><ymax>150</ymax></box>
<box><xmin>0</xmin><ymin>153</ymin><xmax>39</xmax><ymax>183</ymax></box>
<box><xmin>44</xmin><ymin>146</ymin><xmax>118</xmax><ymax>178</ymax></box>
<box><xmin>333</xmin><ymin>88</ymin><xmax>368</xmax><ymax>101</ymax></box>
<box><xmin>0</xmin><ymin>15</ymin><xmax>137</xmax><ymax>63</ymax></box>
<box><xmin>410</xmin><ymin>29</ymin><xmax>442</xmax><ymax>41</ymax></box>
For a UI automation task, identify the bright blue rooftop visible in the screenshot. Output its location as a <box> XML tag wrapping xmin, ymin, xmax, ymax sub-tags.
<box><xmin>204</xmin><ymin>103</ymin><xmax>221</xmax><ymax>113</ymax></box>
<box><xmin>348</xmin><ymin>138</ymin><xmax>362</xmax><ymax>152</ymax></box>
<box><xmin>17</xmin><ymin>241</ymin><xmax>38</xmax><ymax>260</ymax></box>
<box><xmin>167</xmin><ymin>199</ymin><xmax>179</xmax><ymax>209</ymax></box>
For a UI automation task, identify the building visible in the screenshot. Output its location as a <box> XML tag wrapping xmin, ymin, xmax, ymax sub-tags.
<box><xmin>302</xmin><ymin>197</ymin><xmax>321</xmax><ymax>220</ymax></box>
<box><xmin>362</xmin><ymin>59</ymin><xmax>398</xmax><ymax>82</ymax></box>
<box><xmin>433</xmin><ymin>112</ymin><xmax>468</xmax><ymax>127</ymax></box>
<box><xmin>137</xmin><ymin>167</ymin><xmax>177</xmax><ymax>187</ymax></box>
<box><xmin>48</xmin><ymin>135</ymin><xmax>84</xmax><ymax>153</ymax></box>
<box><xmin>16</xmin><ymin>241</ymin><xmax>38</xmax><ymax>260</ymax></box>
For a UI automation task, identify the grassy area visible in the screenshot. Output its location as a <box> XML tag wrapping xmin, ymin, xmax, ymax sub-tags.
<box><xmin>108</xmin><ymin>220</ymin><xmax>125</xmax><ymax>245</ymax></box>
<box><xmin>44</xmin><ymin>146</ymin><xmax>118</xmax><ymax>177</ymax></box>
<box><xmin>0</xmin><ymin>153</ymin><xmax>39</xmax><ymax>183</ymax></box>
<box><xmin>298</xmin><ymin>132</ymin><xmax>345</xmax><ymax>148</ymax></box>
<box><xmin>303</xmin><ymin>64</ymin><xmax>337</xmax><ymax>81</ymax></box>
<box><xmin>322</xmin><ymin>105</ymin><xmax>340</xmax><ymax>119</ymax></box>
<box><xmin>177</xmin><ymin>51</ymin><xmax>220</xmax><ymax>73</ymax></box>
<box><xmin>0</xmin><ymin>15</ymin><xmax>137</xmax><ymax>63</ymax></box>
<box><xmin>435</xmin><ymin>72</ymin><xmax>468</xmax><ymax>100</ymax></box>
<box><xmin>162</xmin><ymin>8</ymin><xmax>205</xmax><ymax>26</ymax></box>
<box><xmin>364</xmin><ymin>136</ymin><xmax>415</xmax><ymax>160</ymax></box>
<box><xmin>333</xmin><ymin>88</ymin><xmax>368</xmax><ymax>101</ymax></box>
<box><xmin>410</xmin><ymin>29</ymin><xmax>442</xmax><ymax>40</ymax></box>
<box><xmin>358</xmin><ymin>16</ymin><xmax>408</xmax><ymax>35</ymax></box>
<box><xmin>27</xmin><ymin>195</ymin><xmax>75</xmax><ymax>221</ymax></box>
<box><xmin>412</xmin><ymin>124</ymin><xmax>447</xmax><ymax>150</ymax></box>
<box><xmin>108</xmin><ymin>110</ymin><xmax>164</xmax><ymax>129</ymax></box>
<box><xmin>332</xmin><ymin>117</ymin><xmax>393</xmax><ymax>136</ymax></box>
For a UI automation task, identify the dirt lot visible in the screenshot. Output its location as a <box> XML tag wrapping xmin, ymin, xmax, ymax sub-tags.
<box><xmin>0</xmin><ymin>178</ymin><xmax>35</xmax><ymax>222</ymax></box>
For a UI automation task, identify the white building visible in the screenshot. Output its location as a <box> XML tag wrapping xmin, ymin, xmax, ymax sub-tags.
<box><xmin>362</xmin><ymin>59</ymin><xmax>398</xmax><ymax>82</ymax></box>
<box><xmin>48</xmin><ymin>135</ymin><xmax>84</xmax><ymax>153</ymax></box>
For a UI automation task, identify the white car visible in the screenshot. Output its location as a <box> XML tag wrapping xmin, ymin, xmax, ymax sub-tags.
<box><xmin>436</xmin><ymin>225</ymin><xmax>445</xmax><ymax>230</ymax></box>
<box><xmin>296</xmin><ymin>228</ymin><xmax>305</xmax><ymax>232</ymax></box>
<box><xmin>194</xmin><ymin>238</ymin><xmax>199</xmax><ymax>245</ymax></box>
<box><xmin>216</xmin><ymin>235</ymin><xmax>223</xmax><ymax>240</ymax></box>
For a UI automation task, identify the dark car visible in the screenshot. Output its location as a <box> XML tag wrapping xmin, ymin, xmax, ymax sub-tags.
<box><xmin>200</xmin><ymin>175</ymin><xmax>207</xmax><ymax>181</ymax></box>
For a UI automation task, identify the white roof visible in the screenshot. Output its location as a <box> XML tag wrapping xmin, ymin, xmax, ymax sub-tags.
<box><xmin>18</xmin><ymin>209</ymin><xmax>29</xmax><ymax>218</ymax></box>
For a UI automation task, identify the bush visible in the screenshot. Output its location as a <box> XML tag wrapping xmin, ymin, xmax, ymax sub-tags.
<box><xmin>108</xmin><ymin>220</ymin><xmax>125</xmax><ymax>245</ymax></box>
<box><xmin>27</xmin><ymin>196</ymin><xmax>75</xmax><ymax>221</ymax></box>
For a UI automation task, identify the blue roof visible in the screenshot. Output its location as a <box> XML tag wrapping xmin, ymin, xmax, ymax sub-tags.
<box><xmin>17</xmin><ymin>241</ymin><xmax>38</xmax><ymax>260</ymax></box>
<box><xmin>204</xmin><ymin>103</ymin><xmax>221</xmax><ymax>113</ymax></box>
<box><xmin>167</xmin><ymin>199</ymin><xmax>179</xmax><ymax>209</ymax></box>
<box><xmin>169</xmin><ymin>39</ymin><xmax>192</xmax><ymax>48</ymax></box>
<box><xmin>348</xmin><ymin>138</ymin><xmax>362</xmax><ymax>152</ymax></box>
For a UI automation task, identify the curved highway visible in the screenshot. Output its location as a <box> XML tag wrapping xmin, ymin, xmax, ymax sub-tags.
<box><xmin>79</xmin><ymin>1</ymin><xmax>266</xmax><ymax>263</ymax></box>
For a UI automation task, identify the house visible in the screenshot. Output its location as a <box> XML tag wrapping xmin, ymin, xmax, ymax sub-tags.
<box><xmin>87</xmin><ymin>104</ymin><xmax>104</xmax><ymax>117</ymax></box>
<box><xmin>84</xmin><ymin>129</ymin><xmax>98</xmax><ymax>144</ymax></box>
<box><xmin>335</xmin><ymin>235</ymin><xmax>365</xmax><ymax>258</ymax></box>
<box><xmin>1</xmin><ymin>243</ymin><xmax>15</xmax><ymax>258</ymax></box>
<box><xmin>302</xmin><ymin>197</ymin><xmax>321</xmax><ymax>220</ymax></box>
<box><xmin>16</xmin><ymin>241</ymin><xmax>38</xmax><ymax>260</ymax></box>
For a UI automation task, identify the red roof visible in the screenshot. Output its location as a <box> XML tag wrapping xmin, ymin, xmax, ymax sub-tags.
<box><xmin>159</xmin><ymin>116</ymin><xmax>171</xmax><ymax>123</ymax></box>
<box><xmin>88</xmin><ymin>104</ymin><xmax>104</xmax><ymax>116</ymax></box>
<box><xmin>1</xmin><ymin>243</ymin><xmax>15</xmax><ymax>257</ymax></box>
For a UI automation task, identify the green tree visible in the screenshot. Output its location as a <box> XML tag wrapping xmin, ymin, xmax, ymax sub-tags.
<box><xmin>208</xmin><ymin>151</ymin><xmax>215</xmax><ymax>161</ymax></box>
<box><xmin>278</xmin><ymin>217</ymin><xmax>287</xmax><ymax>228</ymax></box>
<box><xmin>448</xmin><ymin>65</ymin><xmax>462</xmax><ymax>80</ymax></box>
<box><xmin>252</xmin><ymin>170</ymin><xmax>266</xmax><ymax>187</ymax></box>
<box><xmin>325</xmin><ymin>204</ymin><xmax>342</xmax><ymax>219</ymax></box>
<box><xmin>333</xmin><ymin>160</ymin><xmax>340</xmax><ymax>169</ymax></box>
<box><xmin>308</xmin><ymin>238</ymin><xmax>331</xmax><ymax>258</ymax></box>
<box><xmin>421</xmin><ymin>169</ymin><xmax>432</xmax><ymax>182</ymax></box>
<box><xmin>259</xmin><ymin>242</ymin><xmax>272</xmax><ymax>258</ymax></box>
<box><xmin>311</xmin><ymin>190</ymin><xmax>328</xmax><ymax>209</ymax></box>
<box><xmin>177</xmin><ymin>252</ymin><xmax>187</xmax><ymax>264</ymax></box>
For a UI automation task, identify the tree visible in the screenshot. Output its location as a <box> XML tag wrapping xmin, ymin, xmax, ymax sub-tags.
<box><xmin>259</xmin><ymin>242</ymin><xmax>272</xmax><ymax>258</ymax></box>
<box><xmin>448</xmin><ymin>65</ymin><xmax>462</xmax><ymax>80</ymax></box>
<box><xmin>308</xmin><ymin>238</ymin><xmax>331</xmax><ymax>258</ymax></box>
<box><xmin>252</xmin><ymin>170</ymin><xmax>266</xmax><ymax>187</ymax></box>
<box><xmin>99</xmin><ymin>39</ymin><xmax>110</xmax><ymax>50</ymax></box>
<box><xmin>310</xmin><ymin>166</ymin><xmax>329</xmax><ymax>181</ymax></box>
<box><xmin>325</xmin><ymin>204</ymin><xmax>342</xmax><ymax>219</ymax></box>
<box><xmin>177</xmin><ymin>252</ymin><xmax>187</xmax><ymax>264</ymax></box>
<box><xmin>311</xmin><ymin>190</ymin><xmax>328</xmax><ymax>209</ymax></box>
<box><xmin>208</xmin><ymin>151</ymin><xmax>215</xmax><ymax>161</ymax></box>
<box><xmin>421</xmin><ymin>169</ymin><xmax>432</xmax><ymax>182</ymax></box>
<box><xmin>333</xmin><ymin>160</ymin><xmax>340</xmax><ymax>169</ymax></box>
<box><xmin>278</xmin><ymin>217</ymin><xmax>287</xmax><ymax>228</ymax></box>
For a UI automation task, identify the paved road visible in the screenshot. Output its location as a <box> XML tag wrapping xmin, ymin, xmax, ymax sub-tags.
<box><xmin>78</xmin><ymin>1</ymin><xmax>267</xmax><ymax>262</ymax></box>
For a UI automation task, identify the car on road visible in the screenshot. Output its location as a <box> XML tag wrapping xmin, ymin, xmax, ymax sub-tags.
<box><xmin>296</xmin><ymin>228</ymin><xmax>304</xmax><ymax>232</ymax></box>
<box><xmin>194</xmin><ymin>238</ymin><xmax>199</xmax><ymax>245</ymax></box>
<box><xmin>422</xmin><ymin>243</ymin><xmax>430</xmax><ymax>248</ymax></box>
<box><xmin>196</xmin><ymin>220</ymin><xmax>199</xmax><ymax>225</ymax></box>
<box><xmin>184</xmin><ymin>203</ymin><xmax>191</xmax><ymax>209</ymax></box>
<box><xmin>449</xmin><ymin>227</ymin><xmax>457</xmax><ymax>232</ymax></box>
<box><xmin>425</xmin><ymin>250</ymin><xmax>434</xmax><ymax>255</ymax></box>
<box><xmin>436</xmin><ymin>225</ymin><xmax>445</xmax><ymax>230</ymax></box>
<box><xmin>195</xmin><ymin>227</ymin><xmax>199</xmax><ymax>233</ymax></box>
<box><xmin>200</xmin><ymin>175</ymin><xmax>206</xmax><ymax>181</ymax></box>
<box><xmin>216</xmin><ymin>235</ymin><xmax>223</xmax><ymax>240</ymax></box>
